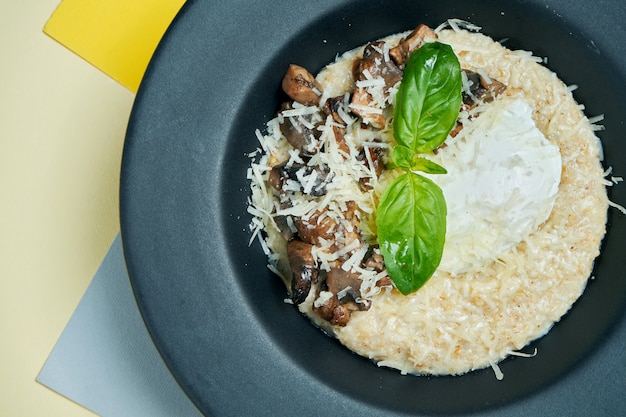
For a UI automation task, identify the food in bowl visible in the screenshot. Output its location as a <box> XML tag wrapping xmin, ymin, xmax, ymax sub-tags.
<box><xmin>247</xmin><ymin>20</ymin><xmax>609</xmax><ymax>377</ymax></box>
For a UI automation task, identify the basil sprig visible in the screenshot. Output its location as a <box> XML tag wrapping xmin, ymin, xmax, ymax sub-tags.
<box><xmin>376</xmin><ymin>42</ymin><xmax>462</xmax><ymax>295</ymax></box>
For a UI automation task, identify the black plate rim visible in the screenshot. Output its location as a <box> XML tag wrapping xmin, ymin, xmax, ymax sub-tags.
<box><xmin>120</xmin><ymin>0</ymin><xmax>626</xmax><ymax>416</ymax></box>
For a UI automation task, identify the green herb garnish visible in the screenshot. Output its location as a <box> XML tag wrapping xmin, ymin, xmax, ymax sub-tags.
<box><xmin>376</xmin><ymin>42</ymin><xmax>462</xmax><ymax>295</ymax></box>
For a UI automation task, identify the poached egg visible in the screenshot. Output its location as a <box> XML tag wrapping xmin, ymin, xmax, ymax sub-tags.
<box><xmin>428</xmin><ymin>97</ymin><xmax>562</xmax><ymax>275</ymax></box>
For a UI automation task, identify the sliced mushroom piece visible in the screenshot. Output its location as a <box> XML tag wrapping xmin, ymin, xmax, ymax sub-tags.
<box><xmin>479</xmin><ymin>74</ymin><xmax>507</xmax><ymax>102</ymax></box>
<box><xmin>357</xmin><ymin>145</ymin><xmax>386</xmax><ymax>189</ymax></box>
<box><xmin>312</xmin><ymin>291</ymin><xmax>339</xmax><ymax>323</ymax></box>
<box><xmin>268</xmin><ymin>163</ymin><xmax>330</xmax><ymax>197</ymax></box>
<box><xmin>350</xmin><ymin>87</ymin><xmax>386</xmax><ymax>129</ymax></box>
<box><xmin>287</xmin><ymin>239</ymin><xmax>318</xmax><ymax>304</ymax></box>
<box><xmin>281</xmin><ymin>64</ymin><xmax>323</xmax><ymax>106</ymax></box>
<box><xmin>332</xmin><ymin>125</ymin><xmax>350</xmax><ymax>156</ymax></box>
<box><xmin>273</xmin><ymin>215</ymin><xmax>296</xmax><ymax>241</ymax></box>
<box><xmin>449</xmin><ymin>123</ymin><xmax>463</xmax><ymax>138</ymax></box>
<box><xmin>357</xmin><ymin>41</ymin><xmax>403</xmax><ymax>92</ymax></box>
<box><xmin>294</xmin><ymin>202</ymin><xmax>360</xmax><ymax>248</ymax></box>
<box><xmin>313</xmin><ymin>295</ymin><xmax>351</xmax><ymax>326</ymax></box>
<box><xmin>376</xmin><ymin>276</ymin><xmax>393</xmax><ymax>288</ymax></box>
<box><xmin>343</xmin><ymin>200</ymin><xmax>359</xmax><ymax>221</ymax></box>
<box><xmin>279</xmin><ymin>102</ymin><xmax>324</xmax><ymax>156</ymax></box>
<box><xmin>329</xmin><ymin>303</ymin><xmax>359</xmax><ymax>326</ymax></box>
<box><xmin>314</xmin><ymin>298</ymin><xmax>363</xmax><ymax>326</ymax></box>
<box><xmin>363</xmin><ymin>247</ymin><xmax>385</xmax><ymax>272</ymax></box>
<box><xmin>313</xmin><ymin>267</ymin><xmax>370</xmax><ymax>326</ymax></box>
<box><xmin>389</xmin><ymin>24</ymin><xmax>438</xmax><ymax>66</ymax></box>
<box><xmin>462</xmin><ymin>70</ymin><xmax>483</xmax><ymax>106</ymax></box>
<box><xmin>462</xmin><ymin>70</ymin><xmax>507</xmax><ymax>107</ymax></box>
<box><xmin>322</xmin><ymin>95</ymin><xmax>349</xmax><ymax>125</ymax></box>
<box><xmin>326</xmin><ymin>267</ymin><xmax>364</xmax><ymax>304</ymax></box>
<box><xmin>293</xmin><ymin>209</ymin><xmax>338</xmax><ymax>245</ymax></box>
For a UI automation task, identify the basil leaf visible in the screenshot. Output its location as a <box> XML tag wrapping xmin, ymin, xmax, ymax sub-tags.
<box><xmin>391</xmin><ymin>145</ymin><xmax>414</xmax><ymax>170</ymax></box>
<box><xmin>410</xmin><ymin>157</ymin><xmax>447</xmax><ymax>175</ymax></box>
<box><xmin>393</xmin><ymin>42</ymin><xmax>462</xmax><ymax>154</ymax></box>
<box><xmin>391</xmin><ymin>146</ymin><xmax>447</xmax><ymax>174</ymax></box>
<box><xmin>376</xmin><ymin>172</ymin><xmax>447</xmax><ymax>295</ymax></box>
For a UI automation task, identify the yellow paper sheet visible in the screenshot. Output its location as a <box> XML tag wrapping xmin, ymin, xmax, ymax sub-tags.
<box><xmin>44</xmin><ymin>0</ymin><xmax>186</xmax><ymax>92</ymax></box>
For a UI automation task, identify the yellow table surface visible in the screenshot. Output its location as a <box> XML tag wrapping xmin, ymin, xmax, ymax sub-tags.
<box><xmin>0</xmin><ymin>1</ymin><xmax>133</xmax><ymax>415</ymax></box>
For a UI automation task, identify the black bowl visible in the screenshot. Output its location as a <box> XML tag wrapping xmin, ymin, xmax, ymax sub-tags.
<box><xmin>120</xmin><ymin>0</ymin><xmax>626</xmax><ymax>415</ymax></box>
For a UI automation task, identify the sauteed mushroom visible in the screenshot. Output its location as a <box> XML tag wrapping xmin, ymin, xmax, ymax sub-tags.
<box><xmin>389</xmin><ymin>24</ymin><xmax>437</xmax><ymax>66</ymax></box>
<box><xmin>287</xmin><ymin>239</ymin><xmax>318</xmax><ymax>304</ymax></box>
<box><xmin>281</xmin><ymin>64</ymin><xmax>323</xmax><ymax>106</ymax></box>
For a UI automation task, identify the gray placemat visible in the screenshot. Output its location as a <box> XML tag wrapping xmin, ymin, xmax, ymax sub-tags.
<box><xmin>37</xmin><ymin>234</ymin><xmax>202</xmax><ymax>417</ymax></box>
